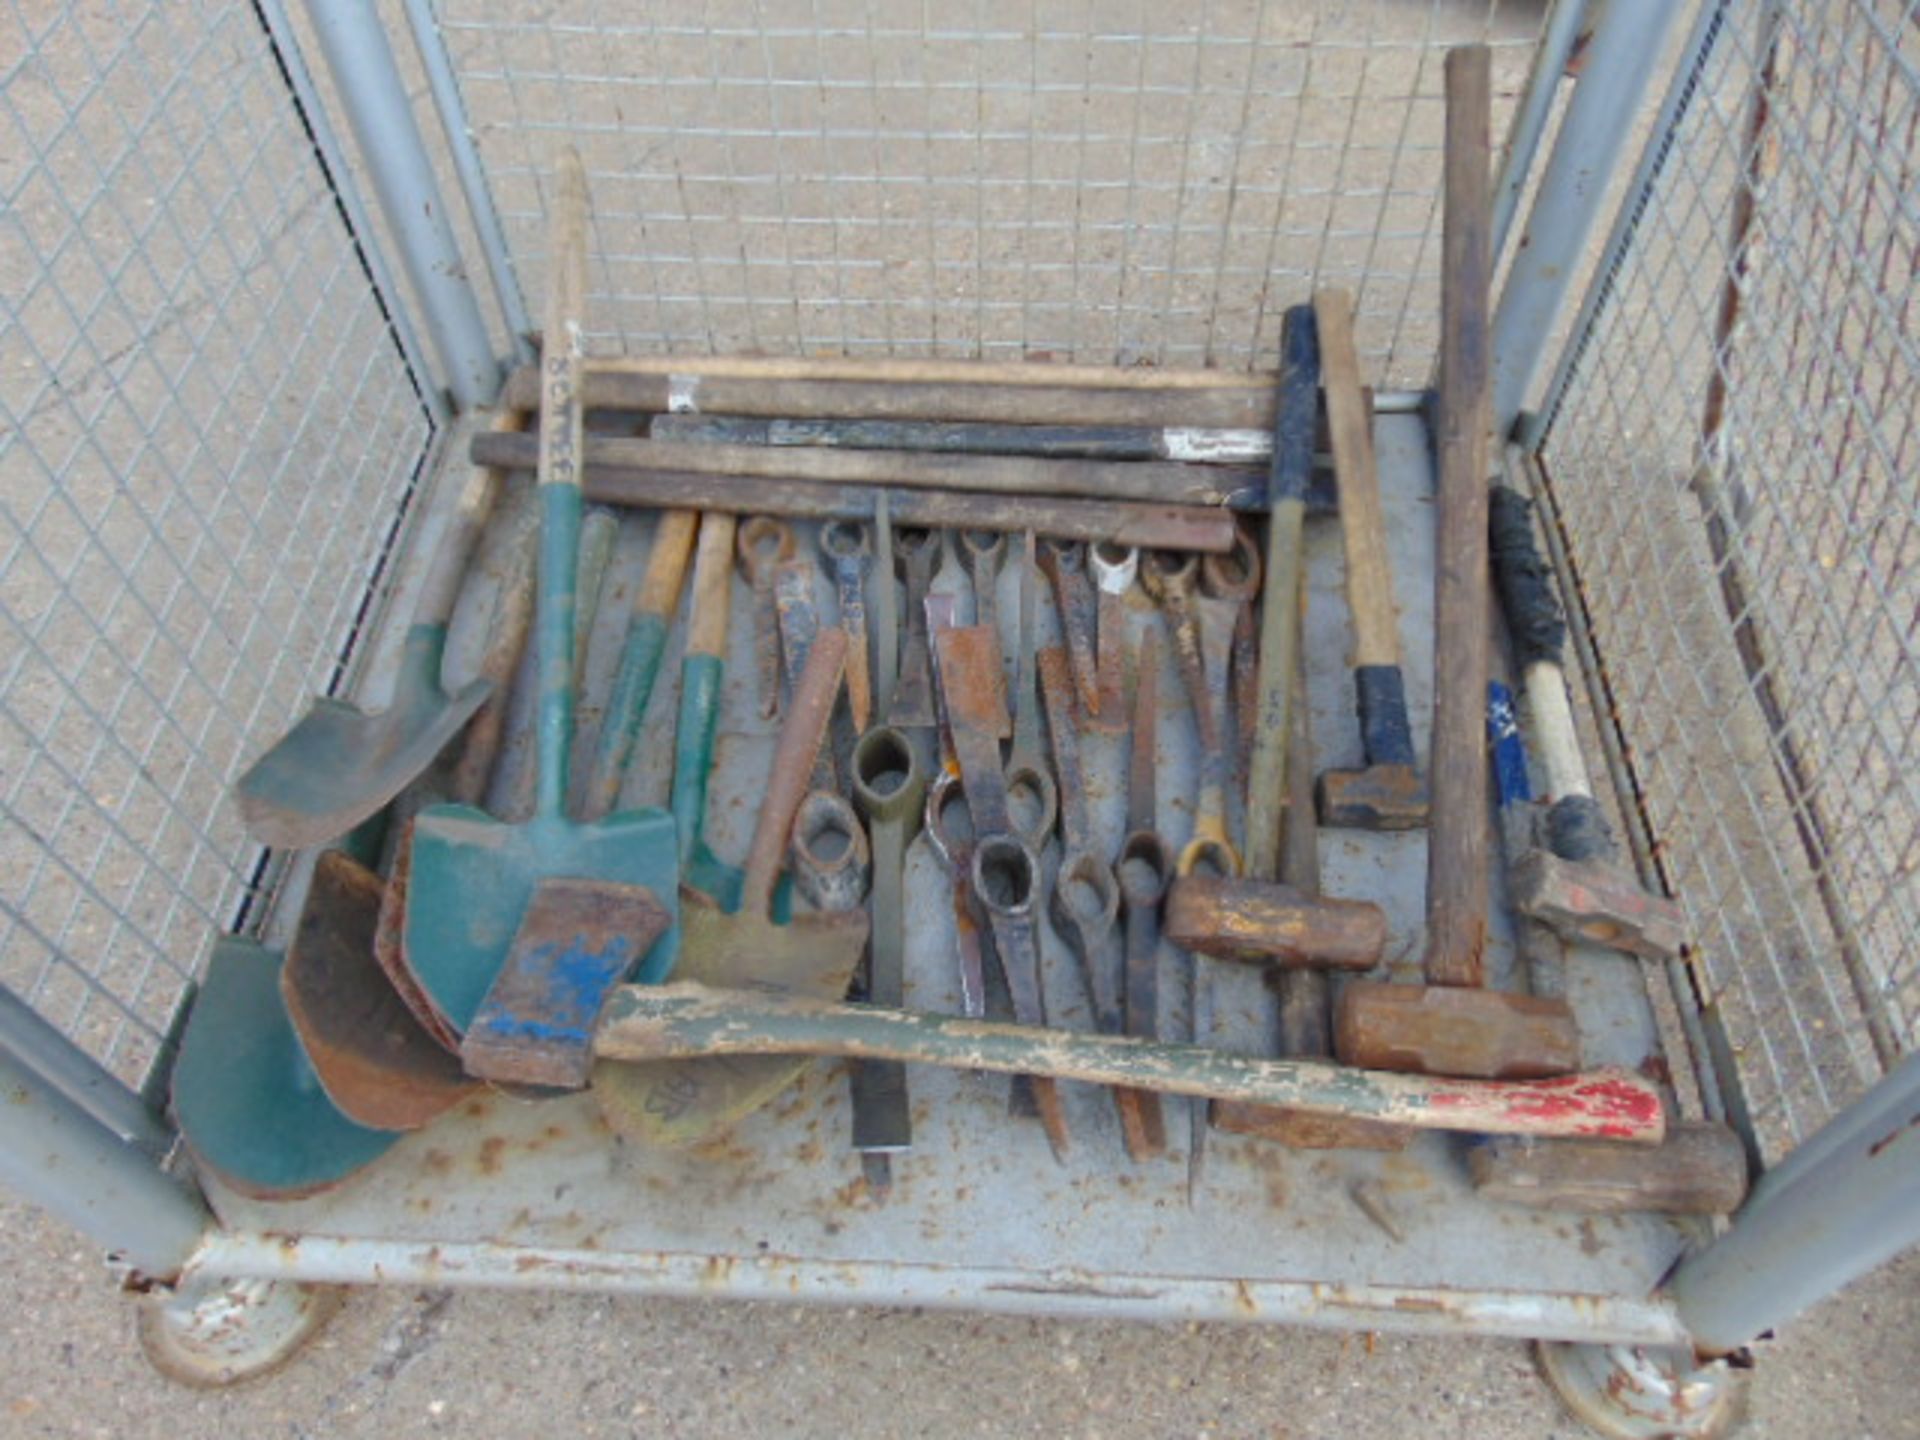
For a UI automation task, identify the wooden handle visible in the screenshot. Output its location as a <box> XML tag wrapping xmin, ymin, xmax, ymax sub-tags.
<box><xmin>539</xmin><ymin>149</ymin><xmax>588</xmax><ymax>496</ymax></box>
<box><xmin>637</xmin><ymin>510</ymin><xmax>699</xmax><ymax>621</ymax></box>
<box><xmin>685</xmin><ymin>512</ymin><xmax>737</xmax><ymax>659</ymax></box>
<box><xmin>594</xmin><ymin>983</ymin><xmax>1668</xmax><ymax>1144</ymax></box>
<box><xmin>524</xmin><ymin>351</ymin><xmax>1278</xmax><ymax>391</ymax></box>
<box><xmin>1315</xmin><ymin>289</ymin><xmax>1400</xmax><ymax>669</ymax></box>
<box><xmin>741</xmin><ymin>627</ymin><xmax>848</xmax><ymax>916</ymax></box>
<box><xmin>1424</xmin><ymin>46</ymin><xmax>1495</xmax><ymax>990</ymax></box>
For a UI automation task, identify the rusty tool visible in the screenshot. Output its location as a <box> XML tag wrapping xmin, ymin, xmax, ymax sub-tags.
<box><xmin>1199</xmin><ymin>522</ymin><xmax>1261</xmax><ymax>796</ymax></box>
<box><xmin>1039</xmin><ymin>646</ymin><xmax>1122</xmax><ymax>1036</ymax></box>
<box><xmin>1113</xmin><ymin>628</ymin><xmax>1173</xmax><ymax>1159</ymax></box>
<box><xmin>596</xmin><ymin>983</ymin><xmax>1670</xmax><ymax>1146</ymax></box>
<box><xmin>1089</xmin><ymin>541</ymin><xmax>1137</xmax><ymax>737</ymax></box>
<box><xmin>737</xmin><ymin>516</ymin><xmax>797</xmax><ymax>720</ymax></box>
<box><xmin>1004</xmin><ymin>531</ymin><xmax>1060</xmax><ymax>842</ymax></box>
<box><xmin>235</xmin><ymin>447</ymin><xmax>501</xmax><ymax>849</ymax></box>
<box><xmin>446</xmin><ymin>465</ymin><xmax>539</xmax><ymax>806</ymax></box>
<box><xmin>582</xmin><ymin>509</ymin><xmax>699</xmax><ymax>819</ymax></box>
<box><xmin>888</xmin><ymin>524</ymin><xmax>941</xmax><ymax>739</ymax></box>
<box><xmin>1209</xmin><ymin>587</ymin><xmax>1412</xmax><ymax>1150</ymax></box>
<box><xmin>1037</xmin><ymin>539</ymin><xmax>1103</xmax><ymax>723</ymax></box>
<box><xmin>1314</xmin><ymin>289</ymin><xmax>1429</xmax><ymax>832</ymax></box>
<box><xmin>819</xmin><ymin>519</ymin><xmax>875</xmax><ymax>732</ymax></box>
<box><xmin>791</xmin><ymin>790</ymin><xmax>870</xmax><ymax>913</ymax></box>
<box><xmin>281</xmin><ymin>850</ymin><xmax>478</xmax><ymax>1130</ymax></box>
<box><xmin>460</xmin><ymin>877</ymin><xmax>673</xmax><ymax>1089</ymax></box>
<box><xmin>774</xmin><ymin>558</ymin><xmax>840</xmax><ymax>794</ymax></box>
<box><xmin>872</xmin><ymin>494</ymin><xmax>900</xmax><ymax>718</ymax></box>
<box><xmin>598</xmin><ymin>628</ymin><xmax>865</xmax><ymax>1145</ymax></box>
<box><xmin>960</xmin><ymin>529</ymin><xmax>1007</xmax><ymax>653</ymax></box>
<box><xmin>403</xmin><ymin>149</ymin><xmax>680</xmax><ymax>1037</ymax></box>
<box><xmin>974</xmin><ymin>833</ymin><xmax>1072</xmax><ymax>1159</ymax></box>
<box><xmin>1489</xmin><ymin>484</ymin><xmax>1685</xmax><ymax>958</ymax></box>
<box><xmin>1336</xmin><ymin>46</ymin><xmax>1581</xmax><ymax>1083</ymax></box>
<box><xmin>924</xmin><ymin>594</ymin><xmax>991</xmax><ymax>1019</ymax></box>
<box><xmin>849</xmin><ymin>723</ymin><xmax>928</xmax><ymax>1190</ymax></box>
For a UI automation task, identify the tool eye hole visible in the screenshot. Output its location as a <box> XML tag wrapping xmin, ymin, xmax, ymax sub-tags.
<box><xmin>855</xmin><ymin>730</ymin><xmax>914</xmax><ymax>796</ymax></box>
<box><xmin>934</xmin><ymin>781</ymin><xmax>975</xmax><ymax>847</ymax></box>
<box><xmin>1060</xmin><ymin>862</ymin><xmax>1112</xmax><ymax>921</ymax></box>
<box><xmin>973</xmin><ymin>836</ymin><xmax>1033</xmax><ymax>908</ymax></box>
<box><xmin>802</xmin><ymin>816</ymin><xmax>852</xmax><ymax>863</ymax></box>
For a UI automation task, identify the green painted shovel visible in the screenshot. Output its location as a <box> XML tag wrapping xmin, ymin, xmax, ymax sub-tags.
<box><xmin>402</xmin><ymin>148</ymin><xmax>679</xmax><ymax>1035</ymax></box>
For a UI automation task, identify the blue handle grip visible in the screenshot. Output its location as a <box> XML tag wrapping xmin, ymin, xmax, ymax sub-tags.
<box><xmin>1486</xmin><ymin>680</ymin><xmax>1532</xmax><ymax>810</ymax></box>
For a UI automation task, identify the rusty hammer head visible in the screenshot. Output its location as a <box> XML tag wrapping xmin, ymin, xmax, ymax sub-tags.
<box><xmin>1317</xmin><ymin>664</ymin><xmax>1429</xmax><ymax>830</ymax></box>
<box><xmin>1334</xmin><ymin>980</ymin><xmax>1581</xmax><ymax>1081</ymax></box>
<box><xmin>1507</xmin><ymin>848</ymin><xmax>1686</xmax><ymax>960</ymax></box>
<box><xmin>1164</xmin><ymin>875</ymin><xmax>1386</xmax><ymax>969</ymax></box>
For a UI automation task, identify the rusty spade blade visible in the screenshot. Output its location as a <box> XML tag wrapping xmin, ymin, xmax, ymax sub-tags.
<box><xmin>594</xmin><ymin>628</ymin><xmax>866</xmax><ymax>1147</ymax></box>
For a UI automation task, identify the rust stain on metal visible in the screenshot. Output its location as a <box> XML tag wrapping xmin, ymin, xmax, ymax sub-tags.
<box><xmin>477</xmin><ymin>1136</ymin><xmax>508</xmax><ymax>1176</ymax></box>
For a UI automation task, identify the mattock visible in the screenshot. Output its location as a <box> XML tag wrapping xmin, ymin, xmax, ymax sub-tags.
<box><xmin>737</xmin><ymin>516</ymin><xmax>796</xmax><ymax>720</ymax></box>
<box><xmin>924</xmin><ymin>594</ymin><xmax>991</xmax><ymax>1021</ymax></box>
<box><xmin>1038</xmin><ymin>538</ymin><xmax>1104</xmax><ymax>724</ymax></box>
<box><xmin>1199</xmin><ymin>521</ymin><xmax>1261</xmax><ymax>800</ymax></box>
<box><xmin>1113</xmin><ymin>627</ymin><xmax>1173</xmax><ymax>1160</ymax></box>
<box><xmin>819</xmin><ymin>519</ymin><xmax>875</xmax><ymax>733</ymax></box>
<box><xmin>960</xmin><ymin>529</ymin><xmax>1008</xmax><ymax>660</ymax></box>
<box><xmin>1089</xmin><ymin>542</ymin><xmax>1137</xmax><ymax>737</ymax></box>
<box><xmin>889</xmin><ymin>524</ymin><xmax>942</xmax><ymax>774</ymax></box>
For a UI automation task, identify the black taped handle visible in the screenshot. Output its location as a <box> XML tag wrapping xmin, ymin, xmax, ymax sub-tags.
<box><xmin>1488</xmin><ymin>484</ymin><xmax>1566</xmax><ymax>668</ymax></box>
<box><xmin>1355</xmin><ymin>664</ymin><xmax>1418</xmax><ymax>769</ymax></box>
<box><xmin>1267</xmin><ymin>304</ymin><xmax>1320</xmax><ymax>507</ymax></box>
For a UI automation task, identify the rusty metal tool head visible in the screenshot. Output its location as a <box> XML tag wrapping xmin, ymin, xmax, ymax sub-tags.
<box><xmin>888</xmin><ymin>524</ymin><xmax>940</xmax><ymax>730</ymax></box>
<box><xmin>972</xmin><ymin>832</ymin><xmax>1072</xmax><ymax>1160</ymax></box>
<box><xmin>791</xmin><ymin>789</ymin><xmax>870</xmax><ymax>912</ymax></box>
<box><xmin>1090</xmin><ymin>541</ymin><xmax>1137</xmax><ymax>734</ymax></box>
<box><xmin>403</xmin><ymin>150</ymin><xmax>681</xmax><ymax>1038</ymax></box>
<box><xmin>1037</xmin><ymin>537</ymin><xmax>1105</xmax><ymax>726</ymax></box>
<box><xmin>849</xmin><ymin>722</ymin><xmax>929</xmax><ymax>1180</ymax></box>
<box><xmin>1038</xmin><ymin>645</ymin><xmax>1122</xmax><ymax>1037</ymax></box>
<box><xmin>922</xmin><ymin>593</ymin><xmax>989</xmax><ymax>1018</ymax></box>
<box><xmin>819</xmin><ymin>518</ymin><xmax>874</xmax><ymax>732</ymax></box>
<box><xmin>460</xmin><ymin>876</ymin><xmax>673</xmax><ymax>1089</ymax></box>
<box><xmin>1005</xmin><ymin>531</ymin><xmax>1060</xmax><ymax>840</ymax></box>
<box><xmin>595</xmin><ymin>627</ymin><xmax>866</xmax><ymax>1145</ymax></box>
<box><xmin>1200</xmin><ymin>521</ymin><xmax>1261</xmax><ymax>795</ymax></box>
<box><xmin>234</xmin><ymin>456</ymin><xmax>500</xmax><ymax>849</ymax></box>
<box><xmin>281</xmin><ymin>850</ymin><xmax>479</xmax><ymax>1131</ymax></box>
<box><xmin>737</xmin><ymin>515</ymin><xmax>797</xmax><ymax>720</ymax></box>
<box><xmin>773</xmin><ymin>556</ymin><xmax>844</xmax><ymax>794</ymax></box>
<box><xmin>1176</xmin><ymin>595</ymin><xmax>1244</xmax><ymax>880</ymax></box>
<box><xmin>1164</xmin><ymin>877</ymin><xmax>1387</xmax><ymax>970</ymax></box>
<box><xmin>1111</xmin><ymin>626</ymin><xmax>1172</xmax><ymax>1158</ymax></box>
<box><xmin>960</xmin><ymin>528</ymin><xmax>1007</xmax><ymax>647</ymax></box>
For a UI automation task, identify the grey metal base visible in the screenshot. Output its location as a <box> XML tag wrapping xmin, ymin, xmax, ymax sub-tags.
<box><xmin>1538</xmin><ymin>1341</ymin><xmax>1747</xmax><ymax>1439</ymax></box>
<box><xmin>136</xmin><ymin>1273</ymin><xmax>344</xmax><ymax>1388</ymax></box>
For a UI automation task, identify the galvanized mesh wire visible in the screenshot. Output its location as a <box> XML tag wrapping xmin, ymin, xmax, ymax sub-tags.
<box><xmin>0</xmin><ymin>1</ymin><xmax>434</xmax><ymax>1089</ymax></box>
<box><xmin>426</xmin><ymin>0</ymin><xmax>1543</xmax><ymax>383</ymax></box>
<box><xmin>1534</xmin><ymin>0</ymin><xmax>1918</xmax><ymax>1160</ymax></box>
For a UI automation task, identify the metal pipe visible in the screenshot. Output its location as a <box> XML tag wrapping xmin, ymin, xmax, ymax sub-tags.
<box><xmin>0</xmin><ymin>988</ymin><xmax>172</xmax><ymax>1157</ymax></box>
<box><xmin>254</xmin><ymin>0</ymin><xmax>450</xmax><ymax>425</ymax></box>
<box><xmin>300</xmin><ymin>0</ymin><xmax>500</xmax><ymax>410</ymax></box>
<box><xmin>1742</xmin><ymin>1051</ymin><xmax>1920</xmax><ymax>1213</ymax></box>
<box><xmin>1667</xmin><ymin>1055</ymin><xmax>1920</xmax><ymax>1356</ymax></box>
<box><xmin>1490</xmin><ymin>0</ymin><xmax>1589</xmax><ymax>267</ymax></box>
<box><xmin>0</xmin><ymin>1047</ymin><xmax>209</xmax><ymax>1280</ymax></box>
<box><xmin>1490</xmin><ymin>0</ymin><xmax>1686</xmax><ymax>436</ymax></box>
<box><xmin>400</xmin><ymin>0</ymin><xmax>535</xmax><ymax>365</ymax></box>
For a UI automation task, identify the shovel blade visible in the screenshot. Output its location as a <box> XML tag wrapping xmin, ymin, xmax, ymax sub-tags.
<box><xmin>404</xmin><ymin>804</ymin><xmax>679</xmax><ymax>1034</ymax></box>
<box><xmin>592</xmin><ymin>893</ymin><xmax>868</xmax><ymax>1147</ymax></box>
<box><xmin>235</xmin><ymin>625</ymin><xmax>491</xmax><ymax>849</ymax></box>
<box><xmin>174</xmin><ymin>938</ymin><xmax>398</xmax><ymax>1200</ymax></box>
<box><xmin>281</xmin><ymin>852</ymin><xmax>479</xmax><ymax>1131</ymax></box>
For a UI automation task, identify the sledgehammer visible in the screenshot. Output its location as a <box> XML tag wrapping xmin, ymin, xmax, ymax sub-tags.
<box><xmin>1335</xmin><ymin>44</ymin><xmax>1581</xmax><ymax>1083</ymax></box>
<box><xmin>1489</xmin><ymin>483</ymin><xmax>1687</xmax><ymax>959</ymax></box>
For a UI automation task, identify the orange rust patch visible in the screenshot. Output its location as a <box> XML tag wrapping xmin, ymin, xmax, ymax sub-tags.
<box><xmin>422</xmin><ymin>1149</ymin><xmax>454</xmax><ymax>1177</ymax></box>
<box><xmin>478</xmin><ymin>1136</ymin><xmax>508</xmax><ymax>1176</ymax></box>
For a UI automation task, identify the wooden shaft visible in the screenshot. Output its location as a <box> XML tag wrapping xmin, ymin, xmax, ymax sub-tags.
<box><xmin>1315</xmin><ymin>289</ymin><xmax>1401</xmax><ymax>669</ymax></box>
<box><xmin>525</xmin><ymin>351</ymin><xmax>1278</xmax><ymax>391</ymax></box>
<box><xmin>500</xmin><ymin>368</ymin><xmax>1276</xmax><ymax>429</ymax></box>
<box><xmin>1424</xmin><ymin>45</ymin><xmax>1495</xmax><ymax>990</ymax></box>
<box><xmin>636</xmin><ymin>510</ymin><xmax>699</xmax><ymax>620</ymax></box>
<box><xmin>1522</xmin><ymin>656</ymin><xmax>1592</xmax><ymax>801</ymax></box>
<box><xmin>740</xmin><ymin>628</ymin><xmax>847</xmax><ymax>917</ymax></box>
<box><xmin>570</xmin><ymin>466</ymin><xmax>1236</xmax><ymax>553</ymax></box>
<box><xmin>470</xmin><ymin>428</ymin><xmax>1265</xmax><ymax>510</ymax></box>
<box><xmin>684</xmin><ymin>513</ymin><xmax>737</xmax><ymax>660</ymax></box>
<box><xmin>594</xmin><ymin>983</ymin><xmax>1667</xmax><ymax>1144</ymax></box>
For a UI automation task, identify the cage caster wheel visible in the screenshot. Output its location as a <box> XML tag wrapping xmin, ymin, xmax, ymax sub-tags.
<box><xmin>135</xmin><ymin>1271</ymin><xmax>345</xmax><ymax>1387</ymax></box>
<box><xmin>1537</xmin><ymin>1340</ymin><xmax>1749</xmax><ymax>1439</ymax></box>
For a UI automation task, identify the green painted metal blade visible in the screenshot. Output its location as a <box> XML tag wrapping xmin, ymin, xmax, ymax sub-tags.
<box><xmin>172</xmin><ymin>938</ymin><xmax>397</xmax><ymax>1200</ymax></box>
<box><xmin>234</xmin><ymin>624</ymin><xmax>491</xmax><ymax>850</ymax></box>
<box><xmin>403</xmin><ymin>804</ymin><xmax>679</xmax><ymax>1034</ymax></box>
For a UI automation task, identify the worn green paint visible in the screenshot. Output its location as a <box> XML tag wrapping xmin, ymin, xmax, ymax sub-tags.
<box><xmin>172</xmin><ymin>939</ymin><xmax>396</xmax><ymax>1199</ymax></box>
<box><xmin>585</xmin><ymin>610</ymin><xmax>670</xmax><ymax>814</ymax></box>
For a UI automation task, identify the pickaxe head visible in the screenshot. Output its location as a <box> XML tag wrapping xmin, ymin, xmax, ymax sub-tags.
<box><xmin>1315</xmin><ymin>761</ymin><xmax>1429</xmax><ymax>831</ymax></box>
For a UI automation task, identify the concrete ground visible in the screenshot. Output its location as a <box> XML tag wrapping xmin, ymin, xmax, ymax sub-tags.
<box><xmin>4</xmin><ymin>1195</ymin><xmax>1915</xmax><ymax>1439</ymax></box>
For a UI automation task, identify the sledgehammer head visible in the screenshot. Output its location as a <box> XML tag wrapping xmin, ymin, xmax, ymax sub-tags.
<box><xmin>1335</xmin><ymin>981</ymin><xmax>1581</xmax><ymax>1080</ymax></box>
<box><xmin>1315</xmin><ymin>760</ymin><xmax>1429</xmax><ymax>831</ymax></box>
<box><xmin>1509</xmin><ymin>849</ymin><xmax>1686</xmax><ymax>960</ymax></box>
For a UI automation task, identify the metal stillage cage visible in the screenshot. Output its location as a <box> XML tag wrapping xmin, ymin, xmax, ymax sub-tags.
<box><xmin>2</xmin><ymin>1</ymin><xmax>1916</xmax><ymax>1431</ymax></box>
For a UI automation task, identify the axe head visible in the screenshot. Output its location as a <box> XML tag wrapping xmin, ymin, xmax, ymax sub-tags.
<box><xmin>1315</xmin><ymin>761</ymin><xmax>1429</xmax><ymax>831</ymax></box>
<box><xmin>1508</xmin><ymin>849</ymin><xmax>1686</xmax><ymax>960</ymax></box>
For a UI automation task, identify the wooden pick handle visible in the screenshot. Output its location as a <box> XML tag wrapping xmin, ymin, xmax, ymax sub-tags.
<box><xmin>741</xmin><ymin>626</ymin><xmax>848</xmax><ymax>916</ymax></box>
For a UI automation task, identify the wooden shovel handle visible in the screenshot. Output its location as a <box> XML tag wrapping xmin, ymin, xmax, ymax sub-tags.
<box><xmin>741</xmin><ymin>627</ymin><xmax>848</xmax><ymax>916</ymax></box>
<box><xmin>685</xmin><ymin>513</ymin><xmax>737</xmax><ymax>660</ymax></box>
<box><xmin>638</xmin><ymin>510</ymin><xmax>700</xmax><ymax>622</ymax></box>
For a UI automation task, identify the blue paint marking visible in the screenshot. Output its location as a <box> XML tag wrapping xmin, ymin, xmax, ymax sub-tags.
<box><xmin>472</xmin><ymin>932</ymin><xmax>637</xmax><ymax>1045</ymax></box>
<box><xmin>1486</xmin><ymin>680</ymin><xmax>1532</xmax><ymax>810</ymax></box>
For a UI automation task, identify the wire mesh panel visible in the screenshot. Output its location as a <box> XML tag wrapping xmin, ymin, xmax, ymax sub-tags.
<box><xmin>1534</xmin><ymin>0</ymin><xmax>1917</xmax><ymax>1161</ymax></box>
<box><xmin>0</xmin><ymin>2</ymin><xmax>434</xmax><ymax>1089</ymax></box>
<box><xmin>428</xmin><ymin>0</ymin><xmax>1542</xmax><ymax>383</ymax></box>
